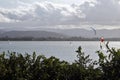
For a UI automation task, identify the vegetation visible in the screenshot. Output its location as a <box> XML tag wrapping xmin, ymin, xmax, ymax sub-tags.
<box><xmin>0</xmin><ymin>42</ymin><xmax>120</xmax><ymax>80</ymax></box>
<box><xmin>0</xmin><ymin>36</ymin><xmax>99</xmax><ymax>41</ymax></box>
<box><xmin>1</xmin><ymin>36</ymin><xmax>120</xmax><ymax>41</ymax></box>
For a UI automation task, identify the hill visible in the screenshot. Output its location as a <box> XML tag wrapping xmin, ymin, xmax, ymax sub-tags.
<box><xmin>0</xmin><ymin>31</ymin><xmax>67</xmax><ymax>38</ymax></box>
<box><xmin>45</xmin><ymin>28</ymin><xmax>120</xmax><ymax>38</ymax></box>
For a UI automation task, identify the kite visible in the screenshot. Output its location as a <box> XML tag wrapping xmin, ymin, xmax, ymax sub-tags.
<box><xmin>90</xmin><ymin>27</ymin><xmax>96</xmax><ymax>35</ymax></box>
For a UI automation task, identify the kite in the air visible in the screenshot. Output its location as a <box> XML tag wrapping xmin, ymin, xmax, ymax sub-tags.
<box><xmin>90</xmin><ymin>27</ymin><xmax>96</xmax><ymax>35</ymax></box>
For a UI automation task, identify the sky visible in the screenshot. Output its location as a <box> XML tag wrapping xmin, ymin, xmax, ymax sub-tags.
<box><xmin>0</xmin><ymin>0</ymin><xmax>120</xmax><ymax>30</ymax></box>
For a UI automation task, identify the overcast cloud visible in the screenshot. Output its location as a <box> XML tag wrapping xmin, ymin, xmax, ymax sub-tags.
<box><xmin>0</xmin><ymin>0</ymin><xmax>120</xmax><ymax>30</ymax></box>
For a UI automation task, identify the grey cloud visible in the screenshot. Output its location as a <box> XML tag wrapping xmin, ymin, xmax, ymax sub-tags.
<box><xmin>0</xmin><ymin>2</ymin><xmax>84</xmax><ymax>25</ymax></box>
<box><xmin>81</xmin><ymin>0</ymin><xmax>120</xmax><ymax>25</ymax></box>
<box><xmin>0</xmin><ymin>0</ymin><xmax>120</xmax><ymax>30</ymax></box>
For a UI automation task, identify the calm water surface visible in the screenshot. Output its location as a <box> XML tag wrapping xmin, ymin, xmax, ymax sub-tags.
<box><xmin>0</xmin><ymin>41</ymin><xmax>120</xmax><ymax>62</ymax></box>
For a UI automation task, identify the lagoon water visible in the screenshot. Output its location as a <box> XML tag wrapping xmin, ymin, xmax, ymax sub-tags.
<box><xmin>0</xmin><ymin>41</ymin><xmax>120</xmax><ymax>62</ymax></box>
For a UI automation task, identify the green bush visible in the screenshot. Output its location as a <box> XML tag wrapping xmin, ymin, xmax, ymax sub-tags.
<box><xmin>96</xmin><ymin>42</ymin><xmax>120</xmax><ymax>80</ymax></box>
<box><xmin>0</xmin><ymin>42</ymin><xmax>120</xmax><ymax>80</ymax></box>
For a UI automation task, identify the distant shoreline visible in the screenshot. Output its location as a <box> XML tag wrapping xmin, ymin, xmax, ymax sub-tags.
<box><xmin>0</xmin><ymin>37</ymin><xmax>120</xmax><ymax>41</ymax></box>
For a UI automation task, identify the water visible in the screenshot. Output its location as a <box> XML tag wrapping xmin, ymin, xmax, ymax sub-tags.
<box><xmin>0</xmin><ymin>41</ymin><xmax>120</xmax><ymax>62</ymax></box>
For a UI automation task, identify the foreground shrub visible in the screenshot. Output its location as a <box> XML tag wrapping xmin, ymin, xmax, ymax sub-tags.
<box><xmin>0</xmin><ymin>42</ymin><xmax>120</xmax><ymax>80</ymax></box>
<box><xmin>96</xmin><ymin>42</ymin><xmax>120</xmax><ymax>80</ymax></box>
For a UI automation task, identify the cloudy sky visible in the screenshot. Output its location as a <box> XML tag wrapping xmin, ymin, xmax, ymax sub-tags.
<box><xmin>0</xmin><ymin>0</ymin><xmax>120</xmax><ymax>30</ymax></box>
